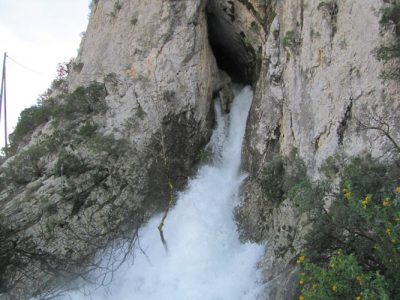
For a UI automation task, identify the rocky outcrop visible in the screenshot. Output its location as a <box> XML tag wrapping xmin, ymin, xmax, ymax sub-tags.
<box><xmin>237</xmin><ymin>0</ymin><xmax>400</xmax><ymax>299</ymax></box>
<box><xmin>0</xmin><ymin>0</ymin><xmax>221</xmax><ymax>297</ymax></box>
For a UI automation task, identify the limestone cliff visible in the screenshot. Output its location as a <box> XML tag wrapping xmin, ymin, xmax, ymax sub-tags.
<box><xmin>0</xmin><ymin>0</ymin><xmax>219</xmax><ymax>297</ymax></box>
<box><xmin>0</xmin><ymin>0</ymin><xmax>399</xmax><ymax>299</ymax></box>
<box><xmin>237</xmin><ymin>1</ymin><xmax>400</xmax><ymax>299</ymax></box>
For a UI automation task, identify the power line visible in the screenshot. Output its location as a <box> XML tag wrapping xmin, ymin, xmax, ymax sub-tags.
<box><xmin>6</xmin><ymin>54</ymin><xmax>46</xmax><ymax>76</ymax></box>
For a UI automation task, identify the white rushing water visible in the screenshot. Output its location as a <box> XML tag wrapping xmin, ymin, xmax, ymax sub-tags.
<box><xmin>67</xmin><ymin>86</ymin><xmax>265</xmax><ymax>300</ymax></box>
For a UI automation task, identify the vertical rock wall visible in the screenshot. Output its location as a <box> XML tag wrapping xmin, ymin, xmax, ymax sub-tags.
<box><xmin>0</xmin><ymin>0</ymin><xmax>223</xmax><ymax>297</ymax></box>
<box><xmin>237</xmin><ymin>0</ymin><xmax>400</xmax><ymax>298</ymax></box>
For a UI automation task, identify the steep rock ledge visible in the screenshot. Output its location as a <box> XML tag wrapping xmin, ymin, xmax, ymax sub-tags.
<box><xmin>0</xmin><ymin>0</ymin><xmax>220</xmax><ymax>297</ymax></box>
<box><xmin>238</xmin><ymin>0</ymin><xmax>400</xmax><ymax>299</ymax></box>
<box><xmin>1</xmin><ymin>0</ymin><xmax>280</xmax><ymax>296</ymax></box>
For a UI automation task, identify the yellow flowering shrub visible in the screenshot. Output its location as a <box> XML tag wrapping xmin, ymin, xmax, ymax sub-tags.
<box><xmin>294</xmin><ymin>155</ymin><xmax>400</xmax><ymax>299</ymax></box>
<box><xmin>300</xmin><ymin>251</ymin><xmax>389</xmax><ymax>299</ymax></box>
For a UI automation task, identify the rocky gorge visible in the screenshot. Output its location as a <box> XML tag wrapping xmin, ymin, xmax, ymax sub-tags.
<box><xmin>0</xmin><ymin>0</ymin><xmax>399</xmax><ymax>299</ymax></box>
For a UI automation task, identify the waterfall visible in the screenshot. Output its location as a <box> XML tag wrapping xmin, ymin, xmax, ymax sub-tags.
<box><xmin>66</xmin><ymin>86</ymin><xmax>264</xmax><ymax>300</ymax></box>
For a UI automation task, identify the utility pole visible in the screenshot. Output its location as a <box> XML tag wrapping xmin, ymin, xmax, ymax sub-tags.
<box><xmin>0</xmin><ymin>52</ymin><xmax>7</xmax><ymax>156</ymax></box>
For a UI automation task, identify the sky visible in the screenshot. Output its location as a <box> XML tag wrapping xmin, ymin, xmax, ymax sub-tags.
<box><xmin>0</xmin><ymin>0</ymin><xmax>91</xmax><ymax>149</ymax></box>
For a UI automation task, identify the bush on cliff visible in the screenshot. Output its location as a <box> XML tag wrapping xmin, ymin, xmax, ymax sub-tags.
<box><xmin>376</xmin><ymin>2</ymin><xmax>400</xmax><ymax>80</ymax></box>
<box><xmin>8</xmin><ymin>82</ymin><xmax>107</xmax><ymax>153</ymax></box>
<box><xmin>294</xmin><ymin>156</ymin><xmax>400</xmax><ymax>299</ymax></box>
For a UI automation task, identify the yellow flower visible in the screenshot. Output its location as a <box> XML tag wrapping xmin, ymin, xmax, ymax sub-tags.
<box><xmin>361</xmin><ymin>195</ymin><xmax>370</xmax><ymax>208</ymax></box>
<box><xmin>332</xmin><ymin>284</ymin><xmax>337</xmax><ymax>292</ymax></box>
<box><xmin>330</xmin><ymin>263</ymin><xmax>335</xmax><ymax>269</ymax></box>
<box><xmin>344</xmin><ymin>191</ymin><xmax>352</xmax><ymax>199</ymax></box>
<box><xmin>383</xmin><ymin>198</ymin><xmax>390</xmax><ymax>207</ymax></box>
<box><xmin>356</xmin><ymin>296</ymin><xmax>361</xmax><ymax>300</ymax></box>
<box><xmin>386</xmin><ymin>228</ymin><xmax>392</xmax><ymax>236</ymax></box>
<box><xmin>356</xmin><ymin>275</ymin><xmax>363</xmax><ymax>284</ymax></box>
<box><xmin>396</xmin><ymin>186</ymin><xmax>400</xmax><ymax>193</ymax></box>
<box><xmin>297</xmin><ymin>255</ymin><xmax>305</xmax><ymax>264</ymax></box>
<box><xmin>299</xmin><ymin>279</ymin><xmax>304</xmax><ymax>285</ymax></box>
<box><xmin>299</xmin><ymin>296</ymin><xmax>305</xmax><ymax>300</ymax></box>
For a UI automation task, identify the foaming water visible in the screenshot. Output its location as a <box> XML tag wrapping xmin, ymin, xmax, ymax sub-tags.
<box><xmin>66</xmin><ymin>86</ymin><xmax>264</xmax><ymax>300</ymax></box>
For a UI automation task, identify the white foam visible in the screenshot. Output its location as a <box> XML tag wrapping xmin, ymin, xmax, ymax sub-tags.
<box><xmin>65</xmin><ymin>86</ymin><xmax>264</xmax><ymax>300</ymax></box>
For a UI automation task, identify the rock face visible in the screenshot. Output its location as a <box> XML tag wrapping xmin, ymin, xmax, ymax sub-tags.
<box><xmin>237</xmin><ymin>0</ymin><xmax>400</xmax><ymax>299</ymax></box>
<box><xmin>0</xmin><ymin>0</ymin><xmax>221</xmax><ymax>297</ymax></box>
<box><xmin>0</xmin><ymin>0</ymin><xmax>399</xmax><ymax>299</ymax></box>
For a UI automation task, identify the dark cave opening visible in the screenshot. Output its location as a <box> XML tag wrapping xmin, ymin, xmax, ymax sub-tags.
<box><xmin>206</xmin><ymin>3</ymin><xmax>258</xmax><ymax>85</ymax></box>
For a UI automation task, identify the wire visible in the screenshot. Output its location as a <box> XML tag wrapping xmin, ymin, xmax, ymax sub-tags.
<box><xmin>6</xmin><ymin>54</ymin><xmax>46</xmax><ymax>76</ymax></box>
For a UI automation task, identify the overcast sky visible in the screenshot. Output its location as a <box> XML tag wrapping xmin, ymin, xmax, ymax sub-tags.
<box><xmin>0</xmin><ymin>0</ymin><xmax>90</xmax><ymax>149</ymax></box>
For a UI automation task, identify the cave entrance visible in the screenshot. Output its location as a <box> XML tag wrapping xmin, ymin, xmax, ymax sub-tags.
<box><xmin>206</xmin><ymin>1</ymin><xmax>259</xmax><ymax>85</ymax></box>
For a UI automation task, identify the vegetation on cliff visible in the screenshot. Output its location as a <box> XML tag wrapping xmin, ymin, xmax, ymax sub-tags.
<box><xmin>0</xmin><ymin>79</ymin><xmax>146</xmax><ymax>296</ymax></box>
<box><xmin>295</xmin><ymin>4</ymin><xmax>400</xmax><ymax>298</ymax></box>
<box><xmin>376</xmin><ymin>1</ymin><xmax>400</xmax><ymax>80</ymax></box>
<box><xmin>295</xmin><ymin>156</ymin><xmax>400</xmax><ymax>299</ymax></box>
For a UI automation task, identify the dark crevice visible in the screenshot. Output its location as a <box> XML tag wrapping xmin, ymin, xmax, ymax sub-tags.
<box><xmin>206</xmin><ymin>2</ymin><xmax>258</xmax><ymax>85</ymax></box>
<box><xmin>337</xmin><ymin>98</ymin><xmax>353</xmax><ymax>145</ymax></box>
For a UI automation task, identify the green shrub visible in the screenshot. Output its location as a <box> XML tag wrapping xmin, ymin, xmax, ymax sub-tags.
<box><xmin>79</xmin><ymin>122</ymin><xmax>98</xmax><ymax>138</ymax></box>
<box><xmin>9</xmin><ymin>83</ymin><xmax>107</xmax><ymax>152</ymax></box>
<box><xmin>260</xmin><ymin>154</ymin><xmax>307</xmax><ymax>205</ymax></box>
<box><xmin>283</xmin><ymin>30</ymin><xmax>302</xmax><ymax>51</ymax></box>
<box><xmin>114</xmin><ymin>1</ymin><xmax>122</xmax><ymax>11</ymax></box>
<box><xmin>61</xmin><ymin>82</ymin><xmax>107</xmax><ymax>118</ymax></box>
<box><xmin>163</xmin><ymin>90</ymin><xmax>176</xmax><ymax>102</ymax></box>
<box><xmin>50</xmin><ymin>79</ymin><xmax>65</xmax><ymax>90</ymax></box>
<box><xmin>341</xmin><ymin>156</ymin><xmax>398</xmax><ymax>200</ymax></box>
<box><xmin>88</xmin><ymin>133</ymin><xmax>129</xmax><ymax>158</ymax></box>
<box><xmin>376</xmin><ymin>3</ymin><xmax>400</xmax><ymax>80</ymax></box>
<box><xmin>0</xmin><ymin>175</ymin><xmax>6</xmax><ymax>191</ymax></box>
<box><xmin>70</xmin><ymin>191</ymin><xmax>90</xmax><ymax>216</ymax></box>
<box><xmin>130</xmin><ymin>17</ymin><xmax>138</xmax><ymax>25</ymax></box>
<box><xmin>10</xmin><ymin>104</ymin><xmax>53</xmax><ymax>146</ymax></box>
<box><xmin>317</xmin><ymin>1</ymin><xmax>338</xmax><ymax>35</ymax></box>
<box><xmin>110</xmin><ymin>1</ymin><xmax>122</xmax><ymax>18</ymax></box>
<box><xmin>299</xmin><ymin>251</ymin><xmax>390</xmax><ymax>300</ymax></box>
<box><xmin>376</xmin><ymin>44</ymin><xmax>400</xmax><ymax>62</ymax></box>
<box><xmin>380</xmin><ymin>4</ymin><xmax>400</xmax><ymax>33</ymax></box>
<box><xmin>41</xmin><ymin>130</ymin><xmax>70</xmax><ymax>153</ymax></box>
<box><xmin>317</xmin><ymin>1</ymin><xmax>338</xmax><ymax>13</ymax></box>
<box><xmin>250</xmin><ymin>21</ymin><xmax>261</xmax><ymax>33</ymax></box>
<box><xmin>60</xmin><ymin>167</ymin><xmax>109</xmax><ymax>216</ymax></box>
<box><xmin>45</xmin><ymin>202</ymin><xmax>58</xmax><ymax>215</ymax></box>
<box><xmin>3</xmin><ymin>131</ymin><xmax>73</xmax><ymax>184</ymax></box>
<box><xmin>319</xmin><ymin>155</ymin><xmax>343</xmax><ymax>180</ymax></box>
<box><xmin>196</xmin><ymin>149</ymin><xmax>211</xmax><ymax>162</ymax></box>
<box><xmin>2</xmin><ymin>144</ymin><xmax>47</xmax><ymax>185</ymax></box>
<box><xmin>0</xmin><ymin>223</ymin><xmax>18</xmax><ymax>293</ymax></box>
<box><xmin>260</xmin><ymin>156</ymin><xmax>286</xmax><ymax>203</ymax></box>
<box><xmin>294</xmin><ymin>155</ymin><xmax>400</xmax><ymax>298</ymax></box>
<box><xmin>54</xmin><ymin>151</ymin><xmax>88</xmax><ymax>177</ymax></box>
